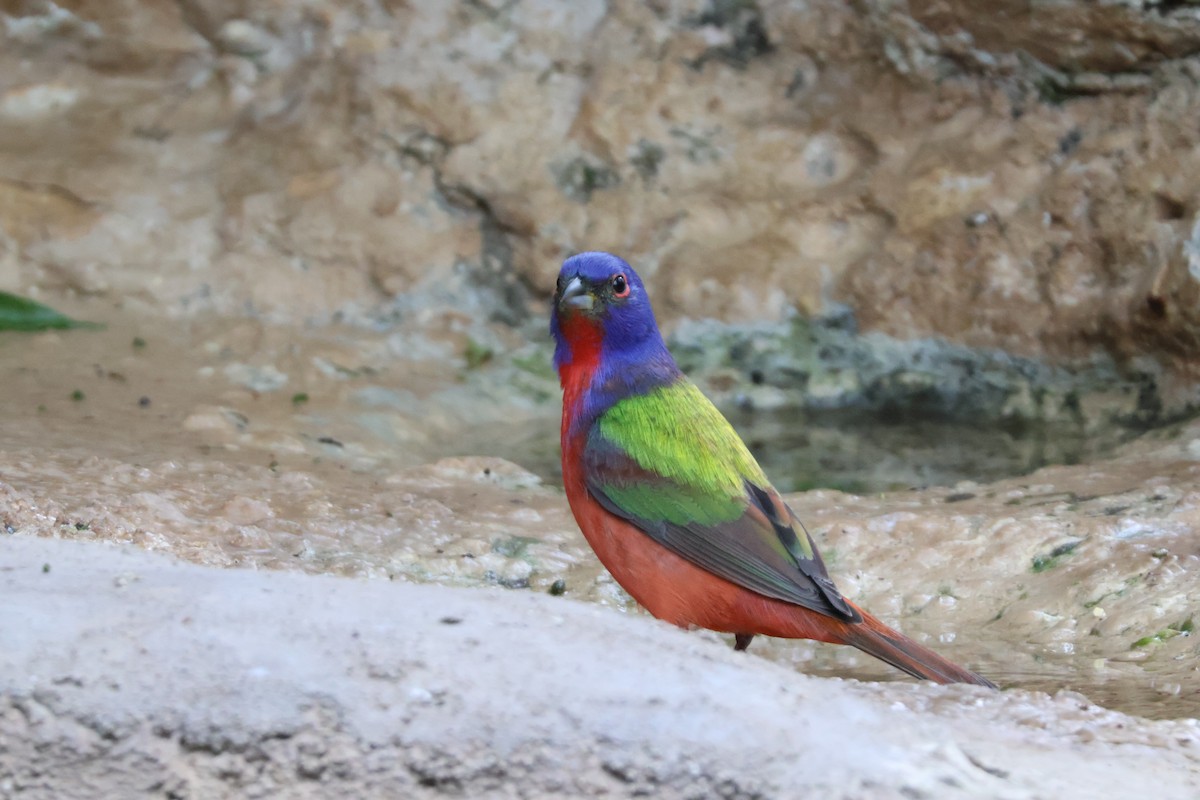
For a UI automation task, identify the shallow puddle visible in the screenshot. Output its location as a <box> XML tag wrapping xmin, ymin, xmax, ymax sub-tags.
<box><xmin>452</xmin><ymin>407</ymin><xmax>1135</xmax><ymax>496</ymax></box>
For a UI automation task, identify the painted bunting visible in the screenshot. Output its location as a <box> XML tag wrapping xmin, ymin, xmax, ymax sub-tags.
<box><xmin>551</xmin><ymin>251</ymin><xmax>994</xmax><ymax>687</ymax></box>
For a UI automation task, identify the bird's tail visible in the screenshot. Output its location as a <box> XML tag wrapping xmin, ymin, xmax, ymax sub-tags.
<box><xmin>841</xmin><ymin>603</ymin><xmax>996</xmax><ymax>688</ymax></box>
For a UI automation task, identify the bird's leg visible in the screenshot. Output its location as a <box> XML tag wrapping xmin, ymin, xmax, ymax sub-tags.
<box><xmin>734</xmin><ymin>633</ymin><xmax>754</xmax><ymax>652</ymax></box>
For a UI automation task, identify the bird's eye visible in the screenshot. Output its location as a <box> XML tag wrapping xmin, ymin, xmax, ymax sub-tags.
<box><xmin>611</xmin><ymin>273</ymin><xmax>629</xmax><ymax>298</ymax></box>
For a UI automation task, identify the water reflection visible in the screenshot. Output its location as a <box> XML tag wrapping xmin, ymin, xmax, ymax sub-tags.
<box><xmin>456</xmin><ymin>407</ymin><xmax>1137</xmax><ymax>495</ymax></box>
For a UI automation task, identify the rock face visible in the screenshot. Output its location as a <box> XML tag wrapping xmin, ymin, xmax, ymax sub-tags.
<box><xmin>4</xmin><ymin>0</ymin><xmax>1200</xmax><ymax>383</ymax></box>
<box><xmin>4</xmin><ymin>535</ymin><xmax>1200</xmax><ymax>800</ymax></box>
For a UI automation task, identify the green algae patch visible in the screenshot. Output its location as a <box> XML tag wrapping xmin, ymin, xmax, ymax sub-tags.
<box><xmin>1032</xmin><ymin>540</ymin><xmax>1081</xmax><ymax>573</ymax></box>
<box><xmin>1131</xmin><ymin>618</ymin><xmax>1193</xmax><ymax>649</ymax></box>
<box><xmin>0</xmin><ymin>292</ymin><xmax>98</xmax><ymax>331</ymax></box>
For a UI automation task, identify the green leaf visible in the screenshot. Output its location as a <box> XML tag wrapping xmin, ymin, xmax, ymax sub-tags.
<box><xmin>0</xmin><ymin>292</ymin><xmax>99</xmax><ymax>331</ymax></box>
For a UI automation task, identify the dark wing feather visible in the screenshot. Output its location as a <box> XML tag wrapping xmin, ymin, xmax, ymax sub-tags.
<box><xmin>584</xmin><ymin>437</ymin><xmax>859</xmax><ymax>622</ymax></box>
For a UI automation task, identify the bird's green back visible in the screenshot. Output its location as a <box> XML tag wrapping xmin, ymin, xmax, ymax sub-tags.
<box><xmin>584</xmin><ymin>377</ymin><xmax>848</xmax><ymax>618</ymax></box>
<box><xmin>595</xmin><ymin>380</ymin><xmax>768</xmax><ymax>526</ymax></box>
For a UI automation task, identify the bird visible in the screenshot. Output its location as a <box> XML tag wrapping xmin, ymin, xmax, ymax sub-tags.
<box><xmin>551</xmin><ymin>251</ymin><xmax>995</xmax><ymax>687</ymax></box>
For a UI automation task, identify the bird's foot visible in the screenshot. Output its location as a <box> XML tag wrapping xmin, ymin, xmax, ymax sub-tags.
<box><xmin>734</xmin><ymin>633</ymin><xmax>754</xmax><ymax>652</ymax></box>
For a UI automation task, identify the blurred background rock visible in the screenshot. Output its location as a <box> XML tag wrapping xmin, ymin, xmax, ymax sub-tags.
<box><xmin>6</xmin><ymin>0</ymin><xmax>1200</xmax><ymax>439</ymax></box>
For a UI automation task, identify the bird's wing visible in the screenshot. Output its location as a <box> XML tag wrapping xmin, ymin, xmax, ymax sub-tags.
<box><xmin>583</xmin><ymin>381</ymin><xmax>859</xmax><ymax>622</ymax></box>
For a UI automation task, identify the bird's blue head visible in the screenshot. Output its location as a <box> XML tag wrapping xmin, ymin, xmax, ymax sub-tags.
<box><xmin>550</xmin><ymin>252</ymin><xmax>679</xmax><ymax>416</ymax></box>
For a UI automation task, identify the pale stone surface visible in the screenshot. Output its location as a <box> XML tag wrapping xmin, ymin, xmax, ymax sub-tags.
<box><xmin>3</xmin><ymin>535</ymin><xmax>1200</xmax><ymax>800</ymax></box>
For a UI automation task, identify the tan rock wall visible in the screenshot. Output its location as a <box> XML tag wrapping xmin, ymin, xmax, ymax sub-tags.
<box><xmin>3</xmin><ymin>0</ymin><xmax>1200</xmax><ymax>368</ymax></box>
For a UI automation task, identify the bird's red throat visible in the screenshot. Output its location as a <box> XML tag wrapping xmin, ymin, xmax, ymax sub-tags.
<box><xmin>557</xmin><ymin>312</ymin><xmax>603</xmax><ymax>445</ymax></box>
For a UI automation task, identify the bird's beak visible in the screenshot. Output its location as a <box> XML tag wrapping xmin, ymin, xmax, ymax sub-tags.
<box><xmin>558</xmin><ymin>276</ymin><xmax>594</xmax><ymax>311</ymax></box>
